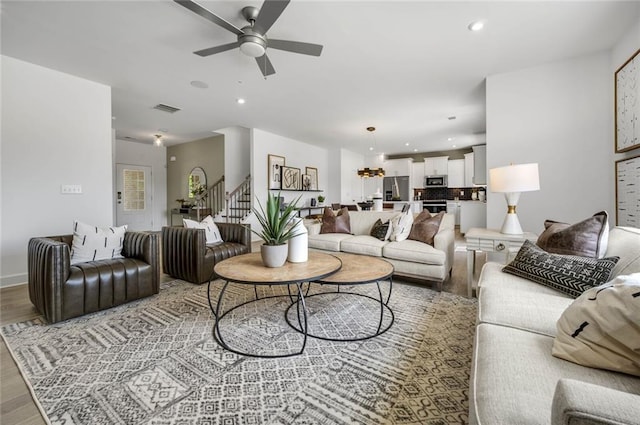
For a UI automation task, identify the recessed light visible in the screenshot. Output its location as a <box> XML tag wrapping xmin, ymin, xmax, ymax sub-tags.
<box><xmin>452</xmin><ymin>145</ymin><xmax>457</xmax><ymax>148</ymax></box>
<box><xmin>413</xmin><ymin>148</ymin><xmax>418</xmax><ymax>152</ymax></box>
<box><xmin>448</xmin><ymin>137</ymin><xmax>455</xmax><ymax>141</ymax></box>
<box><xmin>468</xmin><ymin>20</ymin><xmax>484</xmax><ymax>32</ymax></box>
<box><xmin>369</xmin><ymin>147</ymin><xmax>374</xmax><ymax>151</ymax></box>
<box><xmin>237</xmin><ymin>98</ymin><xmax>246</xmax><ymax>104</ymax></box>
<box><xmin>405</xmin><ymin>142</ymin><xmax>410</xmax><ymax>146</ymax></box>
<box><xmin>190</xmin><ymin>80</ymin><xmax>209</xmax><ymax>89</ymax></box>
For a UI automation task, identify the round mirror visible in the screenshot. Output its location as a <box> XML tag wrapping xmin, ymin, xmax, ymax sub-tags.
<box><xmin>188</xmin><ymin>167</ymin><xmax>207</xmax><ymax>198</ymax></box>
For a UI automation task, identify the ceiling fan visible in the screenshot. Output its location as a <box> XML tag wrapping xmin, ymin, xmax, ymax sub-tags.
<box><xmin>174</xmin><ymin>0</ymin><xmax>323</xmax><ymax>77</ymax></box>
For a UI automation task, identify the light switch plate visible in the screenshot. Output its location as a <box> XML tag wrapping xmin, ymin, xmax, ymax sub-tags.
<box><xmin>61</xmin><ymin>184</ymin><xmax>82</xmax><ymax>194</ymax></box>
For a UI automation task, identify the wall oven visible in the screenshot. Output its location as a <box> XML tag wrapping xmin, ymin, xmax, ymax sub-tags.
<box><xmin>423</xmin><ymin>200</ymin><xmax>447</xmax><ymax>214</ymax></box>
<box><xmin>425</xmin><ymin>175</ymin><xmax>448</xmax><ymax>188</ymax></box>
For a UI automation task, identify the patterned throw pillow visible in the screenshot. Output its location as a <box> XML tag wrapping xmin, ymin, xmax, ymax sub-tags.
<box><xmin>183</xmin><ymin>215</ymin><xmax>223</xmax><ymax>245</ymax></box>
<box><xmin>552</xmin><ymin>273</ymin><xmax>640</xmax><ymax>377</ymax></box>
<box><xmin>408</xmin><ymin>211</ymin><xmax>444</xmax><ymax>245</ymax></box>
<box><xmin>70</xmin><ymin>221</ymin><xmax>127</xmax><ymax>265</ymax></box>
<box><xmin>389</xmin><ymin>209</ymin><xmax>414</xmax><ymax>242</ymax></box>
<box><xmin>320</xmin><ymin>207</ymin><xmax>351</xmax><ymax>234</ymax></box>
<box><xmin>370</xmin><ymin>219</ymin><xmax>392</xmax><ymax>241</ymax></box>
<box><xmin>536</xmin><ymin>211</ymin><xmax>609</xmax><ymax>258</ymax></box>
<box><xmin>503</xmin><ymin>240</ymin><xmax>619</xmax><ymax>298</ymax></box>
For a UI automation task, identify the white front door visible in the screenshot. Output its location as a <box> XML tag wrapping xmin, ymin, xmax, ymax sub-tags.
<box><xmin>116</xmin><ymin>164</ymin><xmax>153</xmax><ymax>231</ymax></box>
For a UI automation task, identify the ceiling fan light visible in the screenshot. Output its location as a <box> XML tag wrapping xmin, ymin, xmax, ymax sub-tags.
<box><xmin>239</xmin><ymin>41</ymin><xmax>265</xmax><ymax>57</ymax></box>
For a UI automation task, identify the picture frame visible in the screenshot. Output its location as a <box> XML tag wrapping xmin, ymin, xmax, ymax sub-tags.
<box><xmin>615</xmin><ymin>48</ymin><xmax>640</xmax><ymax>153</ymax></box>
<box><xmin>281</xmin><ymin>166</ymin><xmax>301</xmax><ymax>190</ymax></box>
<box><xmin>301</xmin><ymin>174</ymin><xmax>312</xmax><ymax>190</ymax></box>
<box><xmin>615</xmin><ymin>154</ymin><xmax>640</xmax><ymax>227</ymax></box>
<box><xmin>305</xmin><ymin>166</ymin><xmax>318</xmax><ymax>190</ymax></box>
<box><xmin>267</xmin><ymin>154</ymin><xmax>285</xmax><ymax>190</ymax></box>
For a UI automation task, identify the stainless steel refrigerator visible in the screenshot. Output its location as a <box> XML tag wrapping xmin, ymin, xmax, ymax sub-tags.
<box><xmin>383</xmin><ymin>176</ymin><xmax>410</xmax><ymax>201</ymax></box>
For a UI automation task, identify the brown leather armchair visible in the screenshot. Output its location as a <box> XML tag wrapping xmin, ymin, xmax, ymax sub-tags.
<box><xmin>28</xmin><ymin>232</ymin><xmax>160</xmax><ymax>324</ymax></box>
<box><xmin>162</xmin><ymin>223</ymin><xmax>251</xmax><ymax>284</ymax></box>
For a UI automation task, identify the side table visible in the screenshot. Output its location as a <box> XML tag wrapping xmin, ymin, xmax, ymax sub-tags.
<box><xmin>465</xmin><ymin>228</ymin><xmax>537</xmax><ymax>298</ymax></box>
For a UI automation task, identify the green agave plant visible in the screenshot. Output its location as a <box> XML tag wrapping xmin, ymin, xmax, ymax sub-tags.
<box><xmin>249</xmin><ymin>192</ymin><xmax>302</xmax><ymax>245</ymax></box>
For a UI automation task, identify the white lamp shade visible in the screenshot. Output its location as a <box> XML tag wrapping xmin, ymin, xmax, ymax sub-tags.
<box><xmin>489</xmin><ymin>163</ymin><xmax>540</xmax><ymax>193</ymax></box>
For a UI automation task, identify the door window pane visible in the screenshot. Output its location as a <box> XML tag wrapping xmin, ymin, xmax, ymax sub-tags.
<box><xmin>123</xmin><ymin>169</ymin><xmax>145</xmax><ymax>211</ymax></box>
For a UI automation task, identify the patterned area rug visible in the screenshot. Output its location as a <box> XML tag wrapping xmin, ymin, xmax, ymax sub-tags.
<box><xmin>1</xmin><ymin>279</ymin><xmax>477</xmax><ymax>424</ymax></box>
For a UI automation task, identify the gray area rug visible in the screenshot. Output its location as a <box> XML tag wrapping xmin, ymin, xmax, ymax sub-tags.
<box><xmin>1</xmin><ymin>279</ymin><xmax>477</xmax><ymax>424</ymax></box>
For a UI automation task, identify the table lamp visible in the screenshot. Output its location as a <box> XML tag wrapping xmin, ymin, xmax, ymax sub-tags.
<box><xmin>489</xmin><ymin>163</ymin><xmax>540</xmax><ymax>235</ymax></box>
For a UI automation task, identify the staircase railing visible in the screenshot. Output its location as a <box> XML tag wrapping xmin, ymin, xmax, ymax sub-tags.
<box><xmin>225</xmin><ymin>174</ymin><xmax>252</xmax><ymax>223</ymax></box>
<box><xmin>207</xmin><ymin>175</ymin><xmax>225</xmax><ymax>217</ymax></box>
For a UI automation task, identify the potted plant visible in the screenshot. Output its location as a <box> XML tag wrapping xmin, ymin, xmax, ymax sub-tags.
<box><xmin>317</xmin><ymin>194</ymin><xmax>326</xmax><ymax>205</ymax></box>
<box><xmin>249</xmin><ymin>192</ymin><xmax>302</xmax><ymax>267</ymax></box>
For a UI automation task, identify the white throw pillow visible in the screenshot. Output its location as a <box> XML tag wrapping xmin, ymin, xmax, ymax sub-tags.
<box><xmin>183</xmin><ymin>215</ymin><xmax>223</xmax><ymax>244</ymax></box>
<box><xmin>70</xmin><ymin>221</ymin><xmax>127</xmax><ymax>265</ymax></box>
<box><xmin>552</xmin><ymin>273</ymin><xmax>640</xmax><ymax>377</ymax></box>
<box><xmin>389</xmin><ymin>209</ymin><xmax>414</xmax><ymax>242</ymax></box>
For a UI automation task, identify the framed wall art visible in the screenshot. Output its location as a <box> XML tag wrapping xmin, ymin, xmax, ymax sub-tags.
<box><xmin>615</xmin><ymin>154</ymin><xmax>640</xmax><ymax>227</ymax></box>
<box><xmin>615</xmin><ymin>48</ymin><xmax>640</xmax><ymax>153</ymax></box>
<box><xmin>281</xmin><ymin>166</ymin><xmax>301</xmax><ymax>190</ymax></box>
<box><xmin>267</xmin><ymin>154</ymin><xmax>285</xmax><ymax>190</ymax></box>
<box><xmin>305</xmin><ymin>166</ymin><xmax>318</xmax><ymax>190</ymax></box>
<box><xmin>301</xmin><ymin>174</ymin><xmax>312</xmax><ymax>190</ymax></box>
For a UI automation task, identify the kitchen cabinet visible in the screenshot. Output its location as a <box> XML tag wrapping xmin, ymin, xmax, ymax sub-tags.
<box><xmin>383</xmin><ymin>158</ymin><xmax>412</xmax><ymax>177</ymax></box>
<box><xmin>460</xmin><ymin>201</ymin><xmax>487</xmax><ymax>234</ymax></box>
<box><xmin>464</xmin><ymin>152</ymin><xmax>474</xmax><ymax>187</ymax></box>
<box><xmin>446</xmin><ymin>201</ymin><xmax>460</xmax><ymax>225</ymax></box>
<box><xmin>472</xmin><ymin>145</ymin><xmax>487</xmax><ymax>185</ymax></box>
<box><xmin>411</xmin><ymin>161</ymin><xmax>424</xmax><ymax>188</ymax></box>
<box><xmin>447</xmin><ymin>159</ymin><xmax>465</xmax><ymax>188</ymax></box>
<box><xmin>424</xmin><ymin>156</ymin><xmax>448</xmax><ymax>176</ymax></box>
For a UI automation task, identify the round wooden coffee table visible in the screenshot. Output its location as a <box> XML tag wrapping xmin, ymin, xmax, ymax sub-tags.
<box><xmin>210</xmin><ymin>251</ymin><xmax>342</xmax><ymax>358</ymax></box>
<box><xmin>285</xmin><ymin>252</ymin><xmax>395</xmax><ymax>341</ymax></box>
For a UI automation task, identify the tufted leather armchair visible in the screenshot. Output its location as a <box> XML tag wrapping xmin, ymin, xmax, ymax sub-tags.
<box><xmin>162</xmin><ymin>223</ymin><xmax>251</xmax><ymax>284</ymax></box>
<box><xmin>28</xmin><ymin>231</ymin><xmax>160</xmax><ymax>324</ymax></box>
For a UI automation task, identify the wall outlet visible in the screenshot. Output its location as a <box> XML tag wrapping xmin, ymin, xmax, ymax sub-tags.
<box><xmin>61</xmin><ymin>184</ymin><xmax>82</xmax><ymax>194</ymax></box>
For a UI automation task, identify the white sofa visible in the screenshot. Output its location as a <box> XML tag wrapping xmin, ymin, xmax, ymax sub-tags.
<box><xmin>470</xmin><ymin>226</ymin><xmax>640</xmax><ymax>425</ymax></box>
<box><xmin>305</xmin><ymin>211</ymin><xmax>455</xmax><ymax>290</ymax></box>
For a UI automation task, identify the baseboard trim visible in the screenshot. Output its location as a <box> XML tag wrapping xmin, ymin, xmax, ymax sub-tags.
<box><xmin>0</xmin><ymin>273</ymin><xmax>28</xmax><ymax>288</ymax></box>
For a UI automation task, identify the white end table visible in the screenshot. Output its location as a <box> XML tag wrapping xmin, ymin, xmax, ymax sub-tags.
<box><xmin>465</xmin><ymin>228</ymin><xmax>537</xmax><ymax>298</ymax></box>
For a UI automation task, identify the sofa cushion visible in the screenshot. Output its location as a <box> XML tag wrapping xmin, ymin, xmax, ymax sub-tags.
<box><xmin>320</xmin><ymin>207</ymin><xmax>351</xmax><ymax>234</ymax></box>
<box><xmin>503</xmin><ymin>240</ymin><xmax>619</xmax><ymax>298</ymax></box>
<box><xmin>70</xmin><ymin>221</ymin><xmax>127</xmax><ymax>265</ymax></box>
<box><xmin>471</xmin><ymin>323</ymin><xmax>640</xmax><ymax>425</ymax></box>
<box><xmin>408</xmin><ymin>211</ymin><xmax>444</xmax><ymax>245</ymax></box>
<box><xmin>605</xmin><ymin>226</ymin><xmax>640</xmax><ymax>278</ymax></box>
<box><xmin>369</xmin><ymin>219</ymin><xmax>392</xmax><ymax>241</ymax></box>
<box><xmin>340</xmin><ymin>235</ymin><xmax>387</xmax><ymax>257</ymax></box>
<box><xmin>536</xmin><ymin>211</ymin><xmax>609</xmax><ymax>258</ymax></box>
<box><xmin>383</xmin><ymin>239</ymin><xmax>445</xmax><ymax>266</ymax></box>
<box><xmin>553</xmin><ymin>273</ymin><xmax>640</xmax><ymax>377</ymax></box>
<box><xmin>308</xmin><ymin>233</ymin><xmax>353</xmax><ymax>252</ymax></box>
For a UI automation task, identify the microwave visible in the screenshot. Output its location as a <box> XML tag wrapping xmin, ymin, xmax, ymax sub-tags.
<box><xmin>425</xmin><ymin>175</ymin><xmax>448</xmax><ymax>188</ymax></box>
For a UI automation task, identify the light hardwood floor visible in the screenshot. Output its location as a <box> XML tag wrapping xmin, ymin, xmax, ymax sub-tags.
<box><xmin>0</xmin><ymin>230</ymin><xmax>482</xmax><ymax>425</ymax></box>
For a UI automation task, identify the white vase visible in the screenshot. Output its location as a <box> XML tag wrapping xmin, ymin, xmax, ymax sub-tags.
<box><xmin>287</xmin><ymin>218</ymin><xmax>308</xmax><ymax>263</ymax></box>
<box><xmin>261</xmin><ymin>244</ymin><xmax>288</xmax><ymax>267</ymax></box>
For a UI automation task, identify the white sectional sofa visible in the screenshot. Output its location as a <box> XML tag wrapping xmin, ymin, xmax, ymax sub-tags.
<box><xmin>305</xmin><ymin>211</ymin><xmax>455</xmax><ymax>290</ymax></box>
<box><xmin>470</xmin><ymin>226</ymin><xmax>640</xmax><ymax>425</ymax></box>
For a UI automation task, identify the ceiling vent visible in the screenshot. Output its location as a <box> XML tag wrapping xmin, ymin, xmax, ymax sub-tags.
<box><xmin>153</xmin><ymin>103</ymin><xmax>181</xmax><ymax>114</ymax></box>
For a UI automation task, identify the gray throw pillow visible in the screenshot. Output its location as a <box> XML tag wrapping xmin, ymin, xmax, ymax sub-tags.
<box><xmin>503</xmin><ymin>240</ymin><xmax>619</xmax><ymax>298</ymax></box>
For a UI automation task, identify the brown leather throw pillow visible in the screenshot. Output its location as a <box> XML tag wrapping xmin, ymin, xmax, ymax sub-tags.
<box><xmin>408</xmin><ymin>211</ymin><xmax>444</xmax><ymax>245</ymax></box>
<box><xmin>536</xmin><ymin>211</ymin><xmax>609</xmax><ymax>258</ymax></box>
<box><xmin>320</xmin><ymin>207</ymin><xmax>351</xmax><ymax>234</ymax></box>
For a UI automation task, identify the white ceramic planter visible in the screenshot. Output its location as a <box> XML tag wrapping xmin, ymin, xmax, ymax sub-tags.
<box><xmin>287</xmin><ymin>218</ymin><xmax>308</xmax><ymax>263</ymax></box>
<box><xmin>260</xmin><ymin>243</ymin><xmax>288</xmax><ymax>268</ymax></box>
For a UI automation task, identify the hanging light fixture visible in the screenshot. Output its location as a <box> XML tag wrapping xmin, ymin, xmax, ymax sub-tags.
<box><xmin>154</xmin><ymin>134</ymin><xmax>163</xmax><ymax>147</ymax></box>
<box><xmin>357</xmin><ymin>127</ymin><xmax>385</xmax><ymax>178</ymax></box>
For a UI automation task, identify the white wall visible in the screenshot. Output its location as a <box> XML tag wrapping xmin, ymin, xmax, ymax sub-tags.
<box><xmin>339</xmin><ymin>148</ymin><xmax>366</xmax><ymax>204</ymax></box>
<box><xmin>249</xmin><ymin>128</ymin><xmax>329</xmax><ymax>240</ymax></box>
<box><xmin>217</xmin><ymin>126</ymin><xmax>251</xmax><ymax>191</ymax></box>
<box><xmin>486</xmin><ymin>52</ymin><xmax>614</xmax><ymax>234</ymax></box>
<box><xmin>1</xmin><ymin>56</ymin><xmax>113</xmax><ymax>287</ymax></box>
<box><xmin>114</xmin><ymin>139</ymin><xmax>167</xmax><ymax>230</ymax></box>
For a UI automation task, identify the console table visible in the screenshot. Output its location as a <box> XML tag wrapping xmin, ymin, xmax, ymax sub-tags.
<box><xmin>465</xmin><ymin>228</ymin><xmax>537</xmax><ymax>298</ymax></box>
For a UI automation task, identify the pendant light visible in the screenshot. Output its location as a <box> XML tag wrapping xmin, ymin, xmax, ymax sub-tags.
<box><xmin>357</xmin><ymin>127</ymin><xmax>385</xmax><ymax>178</ymax></box>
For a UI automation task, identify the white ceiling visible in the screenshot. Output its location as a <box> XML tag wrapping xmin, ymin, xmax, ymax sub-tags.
<box><xmin>2</xmin><ymin>1</ymin><xmax>638</xmax><ymax>156</ymax></box>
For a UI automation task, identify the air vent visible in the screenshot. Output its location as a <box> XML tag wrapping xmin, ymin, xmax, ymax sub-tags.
<box><xmin>153</xmin><ymin>103</ymin><xmax>181</xmax><ymax>114</ymax></box>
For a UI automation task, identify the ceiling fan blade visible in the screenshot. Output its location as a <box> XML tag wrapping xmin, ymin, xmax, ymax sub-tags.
<box><xmin>174</xmin><ymin>0</ymin><xmax>243</xmax><ymax>36</ymax></box>
<box><xmin>254</xmin><ymin>0</ymin><xmax>290</xmax><ymax>34</ymax></box>
<box><xmin>194</xmin><ymin>42</ymin><xmax>239</xmax><ymax>57</ymax></box>
<box><xmin>255</xmin><ymin>54</ymin><xmax>276</xmax><ymax>77</ymax></box>
<box><xmin>268</xmin><ymin>39</ymin><xmax>323</xmax><ymax>56</ymax></box>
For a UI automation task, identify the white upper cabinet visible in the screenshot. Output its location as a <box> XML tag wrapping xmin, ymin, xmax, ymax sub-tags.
<box><xmin>472</xmin><ymin>145</ymin><xmax>487</xmax><ymax>185</ymax></box>
<box><xmin>464</xmin><ymin>152</ymin><xmax>474</xmax><ymax>187</ymax></box>
<box><xmin>383</xmin><ymin>158</ymin><xmax>412</xmax><ymax>177</ymax></box>
<box><xmin>411</xmin><ymin>161</ymin><xmax>425</xmax><ymax>188</ymax></box>
<box><xmin>447</xmin><ymin>159</ymin><xmax>465</xmax><ymax>188</ymax></box>
<box><xmin>424</xmin><ymin>156</ymin><xmax>449</xmax><ymax>176</ymax></box>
